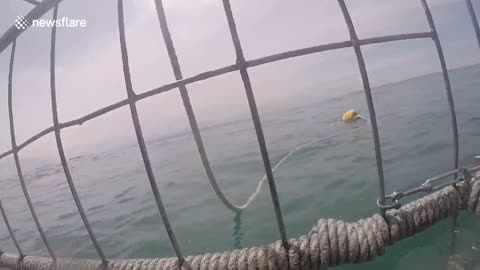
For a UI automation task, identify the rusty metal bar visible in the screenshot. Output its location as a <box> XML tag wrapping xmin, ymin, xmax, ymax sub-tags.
<box><xmin>7</xmin><ymin>40</ymin><xmax>56</xmax><ymax>261</ymax></box>
<box><xmin>337</xmin><ymin>0</ymin><xmax>387</xmax><ymax>217</ymax></box>
<box><xmin>0</xmin><ymin>201</ymin><xmax>23</xmax><ymax>258</ymax></box>
<box><xmin>117</xmin><ymin>0</ymin><xmax>184</xmax><ymax>263</ymax></box>
<box><xmin>221</xmin><ymin>0</ymin><xmax>289</xmax><ymax>247</ymax></box>
<box><xmin>49</xmin><ymin>4</ymin><xmax>108</xmax><ymax>265</ymax></box>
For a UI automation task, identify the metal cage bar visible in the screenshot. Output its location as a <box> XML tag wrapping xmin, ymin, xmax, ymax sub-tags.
<box><xmin>336</xmin><ymin>0</ymin><xmax>387</xmax><ymax>216</ymax></box>
<box><xmin>0</xmin><ymin>31</ymin><xmax>436</xmax><ymax>162</ymax></box>
<box><xmin>465</xmin><ymin>0</ymin><xmax>480</xmax><ymax>48</ymax></box>
<box><xmin>49</xmin><ymin>5</ymin><xmax>108</xmax><ymax>265</ymax></box>
<box><xmin>117</xmin><ymin>0</ymin><xmax>184</xmax><ymax>263</ymax></box>
<box><xmin>0</xmin><ymin>0</ymin><xmax>476</xmax><ymax>260</ymax></box>
<box><xmin>23</xmin><ymin>0</ymin><xmax>41</xmax><ymax>5</ymax></box>
<box><xmin>0</xmin><ymin>200</ymin><xmax>23</xmax><ymax>258</ymax></box>
<box><xmin>221</xmin><ymin>0</ymin><xmax>289</xmax><ymax>247</ymax></box>
<box><xmin>420</xmin><ymin>0</ymin><xmax>460</xmax><ymax>172</ymax></box>
<box><xmin>7</xmin><ymin>40</ymin><xmax>56</xmax><ymax>261</ymax></box>
<box><xmin>420</xmin><ymin>2</ymin><xmax>462</xmax><ymax>262</ymax></box>
<box><xmin>153</xmin><ymin>0</ymin><xmax>245</xmax><ymax>213</ymax></box>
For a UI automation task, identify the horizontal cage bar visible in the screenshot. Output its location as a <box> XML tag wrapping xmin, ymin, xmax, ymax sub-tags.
<box><xmin>0</xmin><ymin>31</ymin><xmax>435</xmax><ymax>161</ymax></box>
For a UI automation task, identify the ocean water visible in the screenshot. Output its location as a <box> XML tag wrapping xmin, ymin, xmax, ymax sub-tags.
<box><xmin>1</xmin><ymin>64</ymin><xmax>480</xmax><ymax>270</ymax></box>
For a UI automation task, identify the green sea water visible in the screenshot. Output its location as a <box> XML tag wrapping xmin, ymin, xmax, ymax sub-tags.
<box><xmin>1</xmin><ymin>64</ymin><xmax>480</xmax><ymax>269</ymax></box>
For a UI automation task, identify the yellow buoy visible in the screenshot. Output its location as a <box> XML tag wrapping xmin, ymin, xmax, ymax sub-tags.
<box><xmin>342</xmin><ymin>109</ymin><xmax>359</xmax><ymax>123</ymax></box>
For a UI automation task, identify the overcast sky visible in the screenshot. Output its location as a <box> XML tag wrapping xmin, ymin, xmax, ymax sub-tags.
<box><xmin>0</xmin><ymin>0</ymin><xmax>479</xmax><ymax>161</ymax></box>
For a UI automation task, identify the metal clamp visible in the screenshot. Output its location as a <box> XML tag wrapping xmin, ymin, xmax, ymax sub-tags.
<box><xmin>383</xmin><ymin>167</ymin><xmax>476</xmax><ymax>211</ymax></box>
<box><xmin>377</xmin><ymin>197</ymin><xmax>401</xmax><ymax>210</ymax></box>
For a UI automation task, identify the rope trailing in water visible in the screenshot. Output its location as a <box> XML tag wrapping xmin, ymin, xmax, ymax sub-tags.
<box><xmin>217</xmin><ymin>125</ymin><xmax>366</xmax><ymax>211</ymax></box>
<box><xmin>1</xmin><ymin>180</ymin><xmax>479</xmax><ymax>270</ymax></box>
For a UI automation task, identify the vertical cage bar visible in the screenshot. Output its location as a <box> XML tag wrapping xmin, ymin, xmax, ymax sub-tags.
<box><xmin>49</xmin><ymin>5</ymin><xmax>108</xmax><ymax>265</ymax></box>
<box><xmin>421</xmin><ymin>2</ymin><xmax>461</xmax><ymax>264</ymax></box>
<box><xmin>336</xmin><ymin>0</ymin><xmax>387</xmax><ymax>217</ymax></box>
<box><xmin>420</xmin><ymin>0</ymin><xmax>459</xmax><ymax>171</ymax></box>
<box><xmin>465</xmin><ymin>0</ymin><xmax>480</xmax><ymax>48</ymax></box>
<box><xmin>0</xmin><ymin>201</ymin><xmax>23</xmax><ymax>258</ymax></box>
<box><xmin>221</xmin><ymin>0</ymin><xmax>289</xmax><ymax>246</ymax></box>
<box><xmin>117</xmin><ymin>0</ymin><xmax>184</xmax><ymax>263</ymax></box>
<box><xmin>152</xmin><ymin>0</ymin><xmax>242</xmax><ymax>213</ymax></box>
<box><xmin>7</xmin><ymin>40</ymin><xmax>56</xmax><ymax>261</ymax></box>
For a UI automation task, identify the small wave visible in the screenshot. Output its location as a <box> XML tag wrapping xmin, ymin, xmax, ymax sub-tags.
<box><xmin>469</xmin><ymin>116</ymin><xmax>480</xmax><ymax>122</ymax></box>
<box><xmin>114</xmin><ymin>186</ymin><xmax>135</xmax><ymax>200</ymax></box>
<box><xmin>411</xmin><ymin>128</ymin><xmax>431</xmax><ymax>140</ymax></box>
<box><xmin>323</xmin><ymin>177</ymin><xmax>348</xmax><ymax>191</ymax></box>
<box><xmin>324</xmin><ymin>153</ymin><xmax>347</xmax><ymax>162</ymax></box>
<box><xmin>325</xmin><ymin>89</ymin><xmax>364</xmax><ymax>104</ymax></box>
<box><xmin>57</xmin><ymin>211</ymin><xmax>78</xmax><ymax>221</ymax></box>
<box><xmin>416</xmin><ymin>140</ymin><xmax>448</xmax><ymax>156</ymax></box>
<box><xmin>87</xmin><ymin>204</ymin><xmax>104</xmax><ymax>214</ymax></box>
<box><xmin>68</xmin><ymin>155</ymin><xmax>84</xmax><ymax>161</ymax></box>
<box><xmin>117</xmin><ymin>197</ymin><xmax>135</xmax><ymax>204</ymax></box>
<box><xmin>351</xmin><ymin>154</ymin><xmax>371</xmax><ymax>164</ymax></box>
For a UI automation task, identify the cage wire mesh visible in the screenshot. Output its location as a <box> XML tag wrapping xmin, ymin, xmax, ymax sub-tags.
<box><xmin>0</xmin><ymin>0</ymin><xmax>479</xmax><ymax>268</ymax></box>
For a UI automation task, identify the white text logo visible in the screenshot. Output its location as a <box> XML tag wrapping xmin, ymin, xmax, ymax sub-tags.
<box><xmin>15</xmin><ymin>16</ymin><xmax>87</xmax><ymax>30</ymax></box>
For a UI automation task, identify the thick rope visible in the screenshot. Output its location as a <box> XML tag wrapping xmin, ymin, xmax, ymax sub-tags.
<box><xmin>1</xmin><ymin>180</ymin><xmax>479</xmax><ymax>270</ymax></box>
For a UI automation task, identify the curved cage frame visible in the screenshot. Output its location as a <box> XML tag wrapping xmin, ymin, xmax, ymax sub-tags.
<box><xmin>0</xmin><ymin>0</ymin><xmax>478</xmax><ymax>264</ymax></box>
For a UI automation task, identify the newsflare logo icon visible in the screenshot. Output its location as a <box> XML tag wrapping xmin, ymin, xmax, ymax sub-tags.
<box><xmin>15</xmin><ymin>16</ymin><xmax>29</xmax><ymax>30</ymax></box>
<box><xmin>14</xmin><ymin>15</ymin><xmax>87</xmax><ymax>29</ymax></box>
